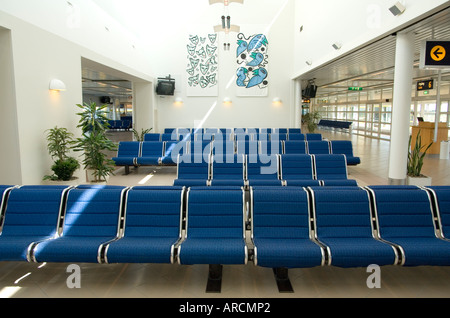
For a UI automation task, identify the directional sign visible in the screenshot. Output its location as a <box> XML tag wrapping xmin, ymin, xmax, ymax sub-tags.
<box><xmin>417</xmin><ymin>80</ymin><xmax>433</xmax><ymax>91</ymax></box>
<box><xmin>420</xmin><ymin>40</ymin><xmax>450</xmax><ymax>69</ymax></box>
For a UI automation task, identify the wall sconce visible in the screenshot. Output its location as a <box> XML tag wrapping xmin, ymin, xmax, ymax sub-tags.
<box><xmin>49</xmin><ymin>79</ymin><xmax>66</xmax><ymax>91</ymax></box>
<box><xmin>174</xmin><ymin>97</ymin><xmax>184</xmax><ymax>106</ymax></box>
<box><xmin>389</xmin><ymin>2</ymin><xmax>406</xmax><ymax>16</ymax></box>
<box><xmin>223</xmin><ymin>97</ymin><xmax>232</xmax><ymax>106</ymax></box>
<box><xmin>272</xmin><ymin>97</ymin><xmax>282</xmax><ymax>106</ymax></box>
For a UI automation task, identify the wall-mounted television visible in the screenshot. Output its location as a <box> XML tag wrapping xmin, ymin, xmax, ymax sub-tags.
<box><xmin>156</xmin><ymin>76</ymin><xmax>175</xmax><ymax>96</ymax></box>
<box><xmin>303</xmin><ymin>84</ymin><xmax>317</xmax><ymax>98</ymax></box>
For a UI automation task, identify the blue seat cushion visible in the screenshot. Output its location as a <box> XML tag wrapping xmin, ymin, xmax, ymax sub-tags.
<box><xmin>0</xmin><ymin>236</ymin><xmax>54</xmax><ymax>261</ymax></box>
<box><xmin>321</xmin><ymin>179</ymin><xmax>358</xmax><ymax>186</ymax></box>
<box><xmin>387</xmin><ymin>237</ymin><xmax>450</xmax><ymax>266</ymax></box>
<box><xmin>320</xmin><ymin>238</ymin><xmax>396</xmax><ymax>267</ymax></box>
<box><xmin>254</xmin><ymin>238</ymin><xmax>323</xmax><ymax>268</ymax></box>
<box><xmin>136</xmin><ymin>157</ymin><xmax>160</xmax><ymax>165</ymax></box>
<box><xmin>173</xmin><ymin>179</ymin><xmax>208</xmax><ymax>187</ymax></box>
<box><xmin>178</xmin><ymin>237</ymin><xmax>247</xmax><ymax>265</ymax></box>
<box><xmin>112</xmin><ymin>157</ymin><xmax>136</xmax><ymax>166</ymax></box>
<box><xmin>33</xmin><ymin>236</ymin><xmax>114</xmax><ymax>263</ymax></box>
<box><xmin>106</xmin><ymin>237</ymin><xmax>179</xmax><ymax>263</ymax></box>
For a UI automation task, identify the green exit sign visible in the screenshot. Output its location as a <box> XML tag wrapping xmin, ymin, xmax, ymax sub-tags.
<box><xmin>348</xmin><ymin>87</ymin><xmax>363</xmax><ymax>91</ymax></box>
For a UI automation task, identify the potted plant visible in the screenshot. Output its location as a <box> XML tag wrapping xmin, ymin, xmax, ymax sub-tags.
<box><xmin>43</xmin><ymin>126</ymin><xmax>80</xmax><ymax>184</ymax></box>
<box><xmin>73</xmin><ymin>101</ymin><xmax>118</xmax><ymax>183</ymax></box>
<box><xmin>407</xmin><ymin>129</ymin><xmax>433</xmax><ymax>186</ymax></box>
<box><xmin>302</xmin><ymin>110</ymin><xmax>321</xmax><ymax>133</ymax></box>
<box><xmin>131</xmin><ymin>127</ymin><xmax>153</xmax><ymax>142</ymax></box>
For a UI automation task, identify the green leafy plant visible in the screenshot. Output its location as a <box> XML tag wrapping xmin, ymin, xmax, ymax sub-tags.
<box><xmin>407</xmin><ymin>130</ymin><xmax>433</xmax><ymax>177</ymax></box>
<box><xmin>44</xmin><ymin>126</ymin><xmax>80</xmax><ymax>181</ymax></box>
<box><xmin>73</xmin><ymin>102</ymin><xmax>117</xmax><ymax>183</ymax></box>
<box><xmin>132</xmin><ymin>127</ymin><xmax>153</xmax><ymax>142</ymax></box>
<box><xmin>302</xmin><ymin>110</ymin><xmax>321</xmax><ymax>133</ymax></box>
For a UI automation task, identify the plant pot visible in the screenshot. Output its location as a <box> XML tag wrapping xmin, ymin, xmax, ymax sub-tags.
<box><xmin>407</xmin><ymin>175</ymin><xmax>432</xmax><ymax>187</ymax></box>
<box><xmin>41</xmin><ymin>177</ymin><xmax>79</xmax><ymax>186</ymax></box>
<box><xmin>86</xmin><ymin>169</ymin><xmax>110</xmax><ymax>183</ymax></box>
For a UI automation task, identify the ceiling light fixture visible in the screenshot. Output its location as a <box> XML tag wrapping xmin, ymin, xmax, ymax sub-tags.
<box><xmin>389</xmin><ymin>2</ymin><xmax>406</xmax><ymax>16</ymax></box>
<box><xmin>332</xmin><ymin>42</ymin><xmax>342</xmax><ymax>50</ymax></box>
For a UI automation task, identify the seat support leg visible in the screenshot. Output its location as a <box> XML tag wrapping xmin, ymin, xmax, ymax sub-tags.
<box><xmin>206</xmin><ymin>264</ymin><xmax>223</xmax><ymax>293</ymax></box>
<box><xmin>273</xmin><ymin>267</ymin><xmax>294</xmax><ymax>293</ymax></box>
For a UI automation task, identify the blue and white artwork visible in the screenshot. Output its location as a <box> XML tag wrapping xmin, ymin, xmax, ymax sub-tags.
<box><xmin>186</xmin><ymin>34</ymin><xmax>219</xmax><ymax>96</ymax></box>
<box><xmin>236</xmin><ymin>33</ymin><xmax>269</xmax><ymax>96</ymax></box>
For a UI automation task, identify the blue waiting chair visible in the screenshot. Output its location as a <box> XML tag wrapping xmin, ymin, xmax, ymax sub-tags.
<box><xmin>311</xmin><ymin>187</ymin><xmax>398</xmax><ymax>267</ymax></box>
<box><xmin>104</xmin><ymin>186</ymin><xmax>185</xmax><ymax>264</ymax></box>
<box><xmin>136</xmin><ymin>142</ymin><xmax>164</xmax><ymax>166</ymax></box>
<box><xmin>307</xmin><ymin>141</ymin><xmax>330</xmax><ymax>154</ymax></box>
<box><xmin>210</xmin><ymin>154</ymin><xmax>246</xmax><ymax>186</ymax></box>
<box><xmin>246</xmin><ymin>155</ymin><xmax>282</xmax><ymax>186</ymax></box>
<box><xmin>32</xmin><ymin>186</ymin><xmax>128</xmax><ymax>263</ymax></box>
<box><xmin>427</xmin><ymin>186</ymin><xmax>450</xmax><ymax>240</ymax></box>
<box><xmin>280</xmin><ymin>154</ymin><xmax>320</xmax><ymax>187</ymax></box>
<box><xmin>330</xmin><ymin>140</ymin><xmax>361</xmax><ymax>165</ymax></box>
<box><xmin>368</xmin><ymin>186</ymin><xmax>450</xmax><ymax>266</ymax></box>
<box><xmin>0</xmin><ymin>186</ymin><xmax>71</xmax><ymax>262</ymax></box>
<box><xmin>251</xmin><ymin>187</ymin><xmax>324</xmax><ymax>268</ymax></box>
<box><xmin>112</xmin><ymin>141</ymin><xmax>141</xmax><ymax>174</ymax></box>
<box><xmin>178</xmin><ymin>187</ymin><xmax>247</xmax><ymax>265</ymax></box>
<box><xmin>283</xmin><ymin>141</ymin><xmax>307</xmax><ymax>154</ymax></box>
<box><xmin>314</xmin><ymin>154</ymin><xmax>358</xmax><ymax>186</ymax></box>
<box><xmin>173</xmin><ymin>154</ymin><xmax>211</xmax><ymax>187</ymax></box>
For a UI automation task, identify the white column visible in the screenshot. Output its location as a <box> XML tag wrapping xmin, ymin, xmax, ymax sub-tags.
<box><xmin>294</xmin><ymin>79</ymin><xmax>302</xmax><ymax>128</ymax></box>
<box><xmin>388</xmin><ymin>31</ymin><xmax>415</xmax><ymax>185</ymax></box>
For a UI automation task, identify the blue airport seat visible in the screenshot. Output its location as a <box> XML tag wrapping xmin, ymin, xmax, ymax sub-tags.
<box><xmin>0</xmin><ymin>186</ymin><xmax>70</xmax><ymax>261</ymax></box>
<box><xmin>280</xmin><ymin>154</ymin><xmax>315</xmax><ymax>182</ymax></box>
<box><xmin>368</xmin><ymin>186</ymin><xmax>450</xmax><ymax>266</ymax></box>
<box><xmin>32</xmin><ymin>186</ymin><xmax>127</xmax><ymax>263</ymax></box>
<box><xmin>283</xmin><ymin>141</ymin><xmax>307</xmax><ymax>154</ymax></box>
<box><xmin>144</xmin><ymin>133</ymin><xmax>161</xmax><ymax>141</ymax></box>
<box><xmin>136</xmin><ymin>141</ymin><xmax>164</xmax><ymax>165</ymax></box>
<box><xmin>236</xmin><ymin>140</ymin><xmax>258</xmax><ymax>155</ymax></box>
<box><xmin>311</xmin><ymin>187</ymin><xmax>397</xmax><ymax>267</ymax></box>
<box><xmin>104</xmin><ymin>186</ymin><xmax>185</xmax><ymax>264</ymax></box>
<box><xmin>211</xmin><ymin>140</ymin><xmax>235</xmax><ymax>157</ymax></box>
<box><xmin>161</xmin><ymin>141</ymin><xmax>189</xmax><ymax>165</ymax></box>
<box><xmin>251</xmin><ymin>187</ymin><xmax>324</xmax><ymax>268</ymax></box>
<box><xmin>427</xmin><ymin>186</ymin><xmax>450</xmax><ymax>239</ymax></box>
<box><xmin>112</xmin><ymin>141</ymin><xmax>141</xmax><ymax>167</ymax></box>
<box><xmin>161</xmin><ymin>133</ymin><xmax>179</xmax><ymax>141</ymax></box>
<box><xmin>307</xmin><ymin>141</ymin><xmax>330</xmax><ymax>154</ymax></box>
<box><xmin>246</xmin><ymin>155</ymin><xmax>282</xmax><ymax>186</ymax></box>
<box><xmin>288</xmin><ymin>128</ymin><xmax>301</xmax><ymax>134</ymax></box>
<box><xmin>210</xmin><ymin>154</ymin><xmax>246</xmax><ymax>186</ymax></box>
<box><xmin>173</xmin><ymin>154</ymin><xmax>210</xmax><ymax>187</ymax></box>
<box><xmin>178</xmin><ymin>187</ymin><xmax>247</xmax><ymax>265</ymax></box>
<box><xmin>330</xmin><ymin>140</ymin><xmax>361</xmax><ymax>165</ymax></box>
<box><xmin>287</xmin><ymin>133</ymin><xmax>305</xmax><ymax>141</ymax></box>
<box><xmin>314</xmin><ymin>154</ymin><xmax>357</xmax><ymax>186</ymax></box>
<box><xmin>258</xmin><ymin>140</ymin><xmax>282</xmax><ymax>155</ymax></box>
<box><xmin>306</xmin><ymin>133</ymin><xmax>323</xmax><ymax>141</ymax></box>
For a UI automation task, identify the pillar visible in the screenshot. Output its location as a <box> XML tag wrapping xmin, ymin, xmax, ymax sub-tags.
<box><xmin>388</xmin><ymin>31</ymin><xmax>415</xmax><ymax>185</ymax></box>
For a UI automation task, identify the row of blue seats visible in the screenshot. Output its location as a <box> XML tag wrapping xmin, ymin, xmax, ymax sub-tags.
<box><xmin>112</xmin><ymin>140</ymin><xmax>360</xmax><ymax>173</ymax></box>
<box><xmin>0</xmin><ymin>185</ymin><xmax>449</xmax><ymax>269</ymax></box>
<box><xmin>318</xmin><ymin>119</ymin><xmax>352</xmax><ymax>130</ymax></box>
<box><xmin>144</xmin><ymin>132</ymin><xmax>322</xmax><ymax>142</ymax></box>
<box><xmin>173</xmin><ymin>154</ymin><xmax>357</xmax><ymax>187</ymax></box>
<box><xmin>108</xmin><ymin>120</ymin><xmax>132</xmax><ymax>130</ymax></box>
<box><xmin>164</xmin><ymin>128</ymin><xmax>302</xmax><ymax>134</ymax></box>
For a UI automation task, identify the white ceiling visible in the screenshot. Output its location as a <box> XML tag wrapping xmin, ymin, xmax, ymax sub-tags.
<box><xmin>298</xmin><ymin>6</ymin><xmax>450</xmax><ymax>97</ymax></box>
<box><xmin>83</xmin><ymin>2</ymin><xmax>450</xmax><ymax>98</ymax></box>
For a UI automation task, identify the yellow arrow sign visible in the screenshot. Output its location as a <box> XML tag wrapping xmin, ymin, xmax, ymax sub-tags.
<box><xmin>431</xmin><ymin>45</ymin><xmax>446</xmax><ymax>61</ymax></box>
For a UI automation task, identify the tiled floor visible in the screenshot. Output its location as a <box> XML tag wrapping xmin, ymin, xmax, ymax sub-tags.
<box><xmin>1</xmin><ymin>129</ymin><xmax>450</xmax><ymax>300</ymax></box>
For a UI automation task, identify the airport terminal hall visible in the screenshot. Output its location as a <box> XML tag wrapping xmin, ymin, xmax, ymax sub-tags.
<box><xmin>1</xmin><ymin>0</ymin><xmax>450</xmax><ymax>306</ymax></box>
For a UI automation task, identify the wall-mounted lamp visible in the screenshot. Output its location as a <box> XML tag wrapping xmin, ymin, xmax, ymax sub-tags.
<box><xmin>272</xmin><ymin>97</ymin><xmax>282</xmax><ymax>106</ymax></box>
<box><xmin>223</xmin><ymin>97</ymin><xmax>232</xmax><ymax>106</ymax></box>
<box><xmin>174</xmin><ymin>97</ymin><xmax>184</xmax><ymax>106</ymax></box>
<box><xmin>49</xmin><ymin>79</ymin><xmax>66</xmax><ymax>91</ymax></box>
<box><xmin>389</xmin><ymin>2</ymin><xmax>406</xmax><ymax>16</ymax></box>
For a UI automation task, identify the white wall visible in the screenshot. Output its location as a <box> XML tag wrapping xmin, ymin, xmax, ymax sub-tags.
<box><xmin>293</xmin><ymin>0</ymin><xmax>450</xmax><ymax>79</ymax></box>
<box><xmin>0</xmin><ymin>4</ymin><xmax>154</xmax><ymax>185</ymax></box>
<box><xmin>148</xmin><ymin>0</ymin><xmax>296</xmax><ymax>131</ymax></box>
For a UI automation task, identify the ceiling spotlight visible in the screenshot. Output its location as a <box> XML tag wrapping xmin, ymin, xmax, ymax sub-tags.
<box><xmin>306</xmin><ymin>60</ymin><xmax>312</xmax><ymax>66</ymax></box>
<box><xmin>389</xmin><ymin>2</ymin><xmax>406</xmax><ymax>16</ymax></box>
<box><xmin>332</xmin><ymin>42</ymin><xmax>342</xmax><ymax>50</ymax></box>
